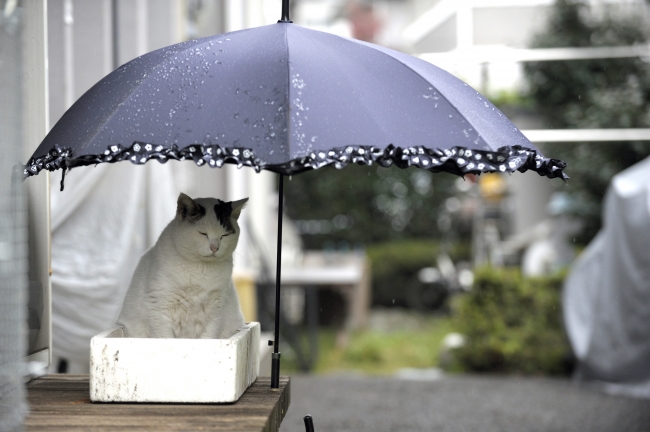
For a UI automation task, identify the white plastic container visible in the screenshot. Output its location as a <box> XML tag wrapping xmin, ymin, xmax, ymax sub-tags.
<box><xmin>89</xmin><ymin>322</ymin><xmax>260</xmax><ymax>403</ymax></box>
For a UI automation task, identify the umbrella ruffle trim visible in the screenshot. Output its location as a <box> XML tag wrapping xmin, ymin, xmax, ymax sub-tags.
<box><xmin>24</xmin><ymin>142</ymin><xmax>567</xmax><ymax>180</ymax></box>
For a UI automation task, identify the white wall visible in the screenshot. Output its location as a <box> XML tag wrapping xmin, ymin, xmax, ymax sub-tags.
<box><xmin>24</xmin><ymin>0</ymin><xmax>52</xmax><ymax>365</ymax></box>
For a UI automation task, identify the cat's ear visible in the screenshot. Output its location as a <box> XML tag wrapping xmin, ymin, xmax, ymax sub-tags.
<box><xmin>177</xmin><ymin>193</ymin><xmax>206</xmax><ymax>223</ymax></box>
<box><xmin>230</xmin><ymin>198</ymin><xmax>249</xmax><ymax>220</ymax></box>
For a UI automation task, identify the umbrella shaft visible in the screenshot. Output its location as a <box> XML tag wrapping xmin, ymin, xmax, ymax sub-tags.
<box><xmin>272</xmin><ymin>174</ymin><xmax>284</xmax><ymax>388</ymax></box>
<box><xmin>279</xmin><ymin>0</ymin><xmax>291</xmax><ymax>23</ymax></box>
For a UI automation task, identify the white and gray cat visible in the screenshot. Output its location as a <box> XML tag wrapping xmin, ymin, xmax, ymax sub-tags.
<box><xmin>117</xmin><ymin>193</ymin><xmax>248</xmax><ymax>339</ymax></box>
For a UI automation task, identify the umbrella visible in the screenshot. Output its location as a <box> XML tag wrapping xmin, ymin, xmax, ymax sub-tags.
<box><xmin>25</xmin><ymin>1</ymin><xmax>567</xmax><ymax>389</ymax></box>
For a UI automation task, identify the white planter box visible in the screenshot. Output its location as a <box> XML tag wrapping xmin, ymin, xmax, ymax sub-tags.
<box><xmin>90</xmin><ymin>322</ymin><xmax>260</xmax><ymax>403</ymax></box>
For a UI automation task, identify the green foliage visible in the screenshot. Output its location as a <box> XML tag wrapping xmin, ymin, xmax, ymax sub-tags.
<box><xmin>523</xmin><ymin>0</ymin><xmax>650</xmax><ymax>244</ymax></box>
<box><xmin>343</xmin><ymin>333</ymin><xmax>386</xmax><ymax>364</ymax></box>
<box><xmin>283</xmin><ymin>164</ymin><xmax>462</xmax><ymax>249</ymax></box>
<box><xmin>547</xmin><ymin>142</ymin><xmax>650</xmax><ymax>244</ymax></box>
<box><xmin>366</xmin><ymin>240</ymin><xmax>438</xmax><ymax>305</ymax></box>
<box><xmin>489</xmin><ymin>89</ymin><xmax>534</xmax><ymax>109</ymax></box>
<box><xmin>283</xmin><ymin>315</ymin><xmax>456</xmax><ymax>375</ymax></box>
<box><xmin>446</xmin><ymin>267</ymin><xmax>572</xmax><ymax>375</ymax></box>
<box><xmin>526</xmin><ymin>0</ymin><xmax>650</xmax><ymax>128</ymax></box>
<box><xmin>365</xmin><ymin>240</ymin><xmax>470</xmax><ymax>306</ymax></box>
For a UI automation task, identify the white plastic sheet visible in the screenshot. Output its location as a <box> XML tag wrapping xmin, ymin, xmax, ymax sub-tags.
<box><xmin>563</xmin><ymin>156</ymin><xmax>650</xmax><ymax>398</ymax></box>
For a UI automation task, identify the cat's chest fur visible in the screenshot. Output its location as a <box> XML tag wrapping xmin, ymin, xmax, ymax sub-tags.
<box><xmin>156</xmin><ymin>260</ymin><xmax>232</xmax><ymax>338</ymax></box>
<box><xmin>117</xmin><ymin>193</ymin><xmax>248</xmax><ymax>339</ymax></box>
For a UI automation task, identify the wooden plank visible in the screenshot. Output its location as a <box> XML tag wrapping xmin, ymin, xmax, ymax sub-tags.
<box><xmin>25</xmin><ymin>375</ymin><xmax>290</xmax><ymax>432</ymax></box>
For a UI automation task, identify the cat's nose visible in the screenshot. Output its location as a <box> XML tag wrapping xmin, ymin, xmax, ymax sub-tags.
<box><xmin>210</xmin><ymin>244</ymin><xmax>218</xmax><ymax>253</ymax></box>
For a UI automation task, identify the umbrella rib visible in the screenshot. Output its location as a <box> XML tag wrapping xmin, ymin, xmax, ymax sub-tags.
<box><xmin>283</xmin><ymin>23</ymin><xmax>292</xmax><ymax>157</ymax></box>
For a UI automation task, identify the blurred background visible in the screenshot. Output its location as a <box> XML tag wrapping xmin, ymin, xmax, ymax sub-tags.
<box><xmin>2</xmin><ymin>0</ymin><xmax>650</xmax><ymax>430</ymax></box>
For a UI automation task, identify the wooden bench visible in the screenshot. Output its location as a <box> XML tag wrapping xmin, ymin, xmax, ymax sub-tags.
<box><xmin>25</xmin><ymin>375</ymin><xmax>290</xmax><ymax>431</ymax></box>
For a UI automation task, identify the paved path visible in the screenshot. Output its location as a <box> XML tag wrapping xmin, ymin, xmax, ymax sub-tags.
<box><xmin>280</xmin><ymin>374</ymin><xmax>650</xmax><ymax>432</ymax></box>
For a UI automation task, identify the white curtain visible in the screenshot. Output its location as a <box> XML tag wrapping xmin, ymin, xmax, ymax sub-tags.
<box><xmin>49</xmin><ymin>162</ymin><xmax>179</xmax><ymax>373</ymax></box>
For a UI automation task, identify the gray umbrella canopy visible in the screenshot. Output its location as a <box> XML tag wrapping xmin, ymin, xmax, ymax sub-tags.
<box><xmin>25</xmin><ymin>20</ymin><xmax>568</xmax><ymax>391</ymax></box>
<box><xmin>25</xmin><ymin>22</ymin><xmax>566</xmax><ymax>180</ymax></box>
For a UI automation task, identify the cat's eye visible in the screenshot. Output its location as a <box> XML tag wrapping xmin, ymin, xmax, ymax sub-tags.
<box><xmin>199</xmin><ymin>232</ymin><xmax>208</xmax><ymax>237</ymax></box>
<box><xmin>221</xmin><ymin>233</ymin><xmax>230</xmax><ymax>238</ymax></box>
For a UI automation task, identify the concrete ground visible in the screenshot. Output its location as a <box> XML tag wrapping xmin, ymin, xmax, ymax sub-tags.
<box><xmin>280</xmin><ymin>374</ymin><xmax>650</xmax><ymax>432</ymax></box>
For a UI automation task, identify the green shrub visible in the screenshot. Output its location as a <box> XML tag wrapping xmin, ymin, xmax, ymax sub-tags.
<box><xmin>342</xmin><ymin>334</ymin><xmax>385</xmax><ymax>364</ymax></box>
<box><xmin>366</xmin><ymin>240</ymin><xmax>437</xmax><ymax>306</ymax></box>
<box><xmin>445</xmin><ymin>267</ymin><xmax>572</xmax><ymax>375</ymax></box>
<box><xmin>366</xmin><ymin>240</ymin><xmax>470</xmax><ymax>307</ymax></box>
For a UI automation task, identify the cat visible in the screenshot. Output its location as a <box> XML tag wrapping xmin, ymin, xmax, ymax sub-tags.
<box><xmin>117</xmin><ymin>193</ymin><xmax>248</xmax><ymax>339</ymax></box>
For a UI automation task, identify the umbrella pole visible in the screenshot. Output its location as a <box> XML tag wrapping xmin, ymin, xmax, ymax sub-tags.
<box><xmin>271</xmin><ymin>174</ymin><xmax>284</xmax><ymax>389</ymax></box>
<box><xmin>279</xmin><ymin>0</ymin><xmax>292</xmax><ymax>23</ymax></box>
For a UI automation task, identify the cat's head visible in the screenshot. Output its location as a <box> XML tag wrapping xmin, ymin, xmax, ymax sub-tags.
<box><xmin>171</xmin><ymin>193</ymin><xmax>248</xmax><ymax>262</ymax></box>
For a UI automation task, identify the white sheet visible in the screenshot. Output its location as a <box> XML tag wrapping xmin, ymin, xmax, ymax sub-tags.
<box><xmin>50</xmin><ymin>162</ymin><xmax>179</xmax><ymax>372</ymax></box>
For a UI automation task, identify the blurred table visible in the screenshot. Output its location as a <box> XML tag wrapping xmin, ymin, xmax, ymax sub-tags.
<box><xmin>281</xmin><ymin>251</ymin><xmax>371</xmax><ymax>332</ymax></box>
<box><xmin>25</xmin><ymin>375</ymin><xmax>290</xmax><ymax>431</ymax></box>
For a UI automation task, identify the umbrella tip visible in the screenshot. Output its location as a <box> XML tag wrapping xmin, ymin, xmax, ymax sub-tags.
<box><xmin>278</xmin><ymin>0</ymin><xmax>292</xmax><ymax>23</ymax></box>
